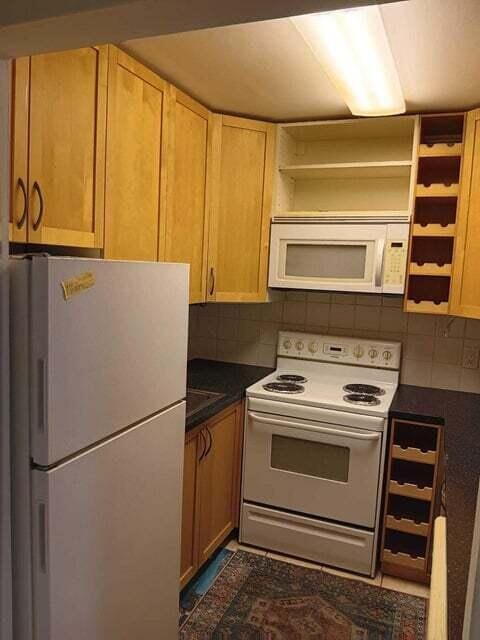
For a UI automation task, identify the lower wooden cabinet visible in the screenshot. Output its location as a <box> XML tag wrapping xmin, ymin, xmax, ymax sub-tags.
<box><xmin>180</xmin><ymin>401</ymin><xmax>244</xmax><ymax>588</ymax></box>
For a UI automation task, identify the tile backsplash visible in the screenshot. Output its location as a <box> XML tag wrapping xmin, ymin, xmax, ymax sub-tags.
<box><xmin>188</xmin><ymin>291</ymin><xmax>480</xmax><ymax>394</ymax></box>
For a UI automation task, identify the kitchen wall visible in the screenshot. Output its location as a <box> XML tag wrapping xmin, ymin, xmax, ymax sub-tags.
<box><xmin>188</xmin><ymin>291</ymin><xmax>480</xmax><ymax>393</ymax></box>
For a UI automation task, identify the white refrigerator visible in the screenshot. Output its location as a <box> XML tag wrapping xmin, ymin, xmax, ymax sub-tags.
<box><xmin>10</xmin><ymin>256</ymin><xmax>189</xmax><ymax>640</ymax></box>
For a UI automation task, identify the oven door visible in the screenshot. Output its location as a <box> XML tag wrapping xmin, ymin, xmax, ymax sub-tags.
<box><xmin>268</xmin><ymin>222</ymin><xmax>386</xmax><ymax>292</ymax></box>
<box><xmin>243</xmin><ymin>410</ymin><xmax>383</xmax><ymax>528</ymax></box>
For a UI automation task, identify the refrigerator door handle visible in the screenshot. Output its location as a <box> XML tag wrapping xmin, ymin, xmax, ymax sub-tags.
<box><xmin>38</xmin><ymin>503</ymin><xmax>47</xmax><ymax>573</ymax></box>
<box><xmin>37</xmin><ymin>359</ymin><xmax>46</xmax><ymax>432</ymax></box>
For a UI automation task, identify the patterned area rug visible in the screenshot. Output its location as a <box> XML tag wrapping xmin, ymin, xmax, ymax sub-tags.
<box><xmin>180</xmin><ymin>550</ymin><xmax>427</xmax><ymax>639</ymax></box>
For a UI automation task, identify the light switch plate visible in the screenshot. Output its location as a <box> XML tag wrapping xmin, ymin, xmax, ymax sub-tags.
<box><xmin>462</xmin><ymin>346</ymin><xmax>480</xmax><ymax>369</ymax></box>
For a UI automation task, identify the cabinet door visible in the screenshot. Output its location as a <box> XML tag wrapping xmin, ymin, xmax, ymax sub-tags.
<box><xmin>164</xmin><ymin>88</ymin><xmax>212</xmax><ymax>303</ymax></box>
<box><xmin>180</xmin><ymin>431</ymin><xmax>203</xmax><ymax>588</ymax></box>
<box><xmin>208</xmin><ymin>115</ymin><xmax>275</xmax><ymax>302</ymax></box>
<box><xmin>104</xmin><ymin>47</ymin><xmax>168</xmax><ymax>261</ymax></box>
<box><xmin>197</xmin><ymin>403</ymin><xmax>243</xmax><ymax>565</ymax></box>
<box><xmin>10</xmin><ymin>57</ymin><xmax>29</xmax><ymax>243</ymax></box>
<box><xmin>27</xmin><ymin>47</ymin><xmax>107</xmax><ymax>247</ymax></box>
<box><xmin>451</xmin><ymin>109</ymin><xmax>480</xmax><ymax>319</ymax></box>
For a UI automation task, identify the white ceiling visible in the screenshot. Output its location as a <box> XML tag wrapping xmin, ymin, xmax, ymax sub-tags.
<box><xmin>123</xmin><ymin>0</ymin><xmax>480</xmax><ymax>121</ymax></box>
<box><xmin>0</xmin><ymin>0</ymin><xmax>396</xmax><ymax>57</ymax></box>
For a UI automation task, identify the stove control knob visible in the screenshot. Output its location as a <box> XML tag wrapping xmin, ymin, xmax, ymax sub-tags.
<box><xmin>283</xmin><ymin>338</ymin><xmax>292</xmax><ymax>350</ymax></box>
<box><xmin>383</xmin><ymin>350</ymin><xmax>393</xmax><ymax>362</ymax></box>
<box><xmin>308</xmin><ymin>341</ymin><xmax>318</xmax><ymax>354</ymax></box>
<box><xmin>353</xmin><ymin>345</ymin><xmax>364</xmax><ymax>359</ymax></box>
<box><xmin>368</xmin><ymin>348</ymin><xmax>379</xmax><ymax>359</ymax></box>
<box><xmin>295</xmin><ymin>340</ymin><xmax>304</xmax><ymax>351</ymax></box>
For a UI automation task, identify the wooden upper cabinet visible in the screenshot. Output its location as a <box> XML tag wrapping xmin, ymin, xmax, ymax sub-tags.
<box><xmin>26</xmin><ymin>47</ymin><xmax>107</xmax><ymax>247</ymax></box>
<box><xmin>163</xmin><ymin>88</ymin><xmax>212</xmax><ymax>303</ymax></box>
<box><xmin>450</xmin><ymin>109</ymin><xmax>480</xmax><ymax>319</ymax></box>
<box><xmin>207</xmin><ymin>115</ymin><xmax>275</xmax><ymax>302</ymax></box>
<box><xmin>104</xmin><ymin>47</ymin><xmax>168</xmax><ymax>261</ymax></box>
<box><xmin>10</xmin><ymin>57</ymin><xmax>29</xmax><ymax>243</ymax></box>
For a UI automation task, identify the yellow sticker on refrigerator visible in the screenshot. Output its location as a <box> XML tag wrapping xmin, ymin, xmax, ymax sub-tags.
<box><xmin>61</xmin><ymin>271</ymin><xmax>95</xmax><ymax>300</ymax></box>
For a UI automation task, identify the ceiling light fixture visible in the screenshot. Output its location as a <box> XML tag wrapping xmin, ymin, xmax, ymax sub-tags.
<box><xmin>291</xmin><ymin>6</ymin><xmax>405</xmax><ymax>117</ymax></box>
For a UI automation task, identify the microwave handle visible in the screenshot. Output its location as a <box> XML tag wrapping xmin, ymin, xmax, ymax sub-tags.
<box><xmin>375</xmin><ymin>238</ymin><xmax>386</xmax><ymax>287</ymax></box>
<box><xmin>248</xmin><ymin>411</ymin><xmax>381</xmax><ymax>441</ymax></box>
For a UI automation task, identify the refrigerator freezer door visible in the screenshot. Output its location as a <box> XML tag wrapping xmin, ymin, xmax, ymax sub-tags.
<box><xmin>31</xmin><ymin>402</ymin><xmax>185</xmax><ymax>640</ymax></box>
<box><xmin>29</xmin><ymin>256</ymin><xmax>188</xmax><ymax>465</ymax></box>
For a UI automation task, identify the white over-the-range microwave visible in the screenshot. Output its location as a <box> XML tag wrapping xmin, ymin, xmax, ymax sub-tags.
<box><xmin>268</xmin><ymin>214</ymin><xmax>410</xmax><ymax>294</ymax></box>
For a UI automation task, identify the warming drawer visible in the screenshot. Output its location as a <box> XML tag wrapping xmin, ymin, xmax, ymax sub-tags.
<box><xmin>241</xmin><ymin>503</ymin><xmax>375</xmax><ymax>575</ymax></box>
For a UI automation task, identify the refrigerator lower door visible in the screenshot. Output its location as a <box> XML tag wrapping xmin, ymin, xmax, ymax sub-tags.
<box><xmin>31</xmin><ymin>403</ymin><xmax>185</xmax><ymax>640</ymax></box>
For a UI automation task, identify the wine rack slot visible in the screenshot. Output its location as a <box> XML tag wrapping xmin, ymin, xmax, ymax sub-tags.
<box><xmin>405</xmin><ymin>113</ymin><xmax>465</xmax><ymax>316</ymax></box>
<box><xmin>388</xmin><ymin>494</ymin><xmax>431</xmax><ymax>524</ymax></box>
<box><xmin>414</xmin><ymin>196</ymin><xmax>457</xmax><ymax>226</ymax></box>
<box><xmin>420</xmin><ymin>114</ymin><xmax>464</xmax><ymax>145</ymax></box>
<box><xmin>407</xmin><ymin>275</ymin><xmax>450</xmax><ymax>305</ymax></box>
<box><xmin>410</xmin><ymin>236</ymin><xmax>454</xmax><ymax>266</ymax></box>
<box><xmin>417</xmin><ymin>156</ymin><xmax>461</xmax><ymax>187</ymax></box>
<box><xmin>381</xmin><ymin>418</ymin><xmax>443</xmax><ymax>583</ymax></box>
<box><xmin>391</xmin><ymin>459</ymin><xmax>435</xmax><ymax>489</ymax></box>
<box><xmin>385</xmin><ymin>529</ymin><xmax>427</xmax><ymax>559</ymax></box>
<box><xmin>394</xmin><ymin>421</ymin><xmax>439</xmax><ymax>452</ymax></box>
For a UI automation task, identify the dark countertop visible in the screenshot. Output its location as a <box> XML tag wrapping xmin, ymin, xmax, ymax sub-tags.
<box><xmin>185</xmin><ymin>359</ymin><xmax>273</xmax><ymax>432</ymax></box>
<box><xmin>391</xmin><ymin>384</ymin><xmax>480</xmax><ymax>640</ymax></box>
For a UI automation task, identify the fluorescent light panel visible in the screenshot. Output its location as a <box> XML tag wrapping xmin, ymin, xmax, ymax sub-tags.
<box><xmin>292</xmin><ymin>6</ymin><xmax>405</xmax><ymax>117</ymax></box>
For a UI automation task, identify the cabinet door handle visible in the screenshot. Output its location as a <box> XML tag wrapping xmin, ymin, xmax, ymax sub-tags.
<box><xmin>32</xmin><ymin>181</ymin><xmax>44</xmax><ymax>231</ymax></box>
<box><xmin>209</xmin><ymin>267</ymin><xmax>215</xmax><ymax>296</ymax></box>
<box><xmin>15</xmin><ymin>177</ymin><xmax>28</xmax><ymax>229</ymax></box>
<box><xmin>198</xmin><ymin>430</ymin><xmax>207</xmax><ymax>462</ymax></box>
<box><xmin>204</xmin><ymin>427</ymin><xmax>213</xmax><ymax>458</ymax></box>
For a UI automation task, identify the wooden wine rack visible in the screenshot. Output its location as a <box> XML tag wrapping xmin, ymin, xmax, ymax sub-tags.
<box><xmin>405</xmin><ymin>113</ymin><xmax>465</xmax><ymax>315</ymax></box>
<box><xmin>380</xmin><ymin>418</ymin><xmax>443</xmax><ymax>584</ymax></box>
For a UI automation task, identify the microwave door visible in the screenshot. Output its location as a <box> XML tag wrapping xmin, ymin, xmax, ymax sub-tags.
<box><xmin>269</xmin><ymin>223</ymin><xmax>387</xmax><ymax>293</ymax></box>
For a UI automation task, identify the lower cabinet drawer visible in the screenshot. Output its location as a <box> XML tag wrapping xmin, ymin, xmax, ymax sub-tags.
<box><xmin>241</xmin><ymin>503</ymin><xmax>374</xmax><ymax>575</ymax></box>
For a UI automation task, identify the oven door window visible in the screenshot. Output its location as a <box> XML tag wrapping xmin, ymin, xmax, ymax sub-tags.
<box><xmin>271</xmin><ymin>434</ymin><xmax>350</xmax><ymax>482</ymax></box>
<box><xmin>285</xmin><ymin>243</ymin><xmax>368</xmax><ymax>280</ymax></box>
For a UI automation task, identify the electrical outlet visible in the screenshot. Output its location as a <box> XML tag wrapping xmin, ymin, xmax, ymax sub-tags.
<box><xmin>462</xmin><ymin>346</ymin><xmax>480</xmax><ymax>369</ymax></box>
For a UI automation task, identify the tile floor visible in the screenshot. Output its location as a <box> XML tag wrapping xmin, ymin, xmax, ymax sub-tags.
<box><xmin>224</xmin><ymin>539</ymin><xmax>430</xmax><ymax>600</ymax></box>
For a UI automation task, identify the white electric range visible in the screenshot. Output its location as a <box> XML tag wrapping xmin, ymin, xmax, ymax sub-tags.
<box><xmin>240</xmin><ymin>331</ymin><xmax>401</xmax><ymax>577</ymax></box>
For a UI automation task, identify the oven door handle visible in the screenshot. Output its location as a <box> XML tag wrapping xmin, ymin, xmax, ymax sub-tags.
<box><xmin>248</xmin><ymin>411</ymin><xmax>381</xmax><ymax>441</ymax></box>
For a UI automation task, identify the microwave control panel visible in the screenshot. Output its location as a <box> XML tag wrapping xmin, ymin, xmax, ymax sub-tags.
<box><xmin>383</xmin><ymin>240</ymin><xmax>408</xmax><ymax>288</ymax></box>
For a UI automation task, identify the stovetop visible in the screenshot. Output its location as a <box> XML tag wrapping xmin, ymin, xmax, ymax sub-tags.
<box><xmin>247</xmin><ymin>332</ymin><xmax>401</xmax><ymax>418</ymax></box>
<box><xmin>248</xmin><ymin>366</ymin><xmax>398</xmax><ymax>417</ymax></box>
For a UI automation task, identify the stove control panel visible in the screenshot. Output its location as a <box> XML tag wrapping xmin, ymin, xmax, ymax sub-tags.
<box><xmin>278</xmin><ymin>331</ymin><xmax>401</xmax><ymax>370</ymax></box>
